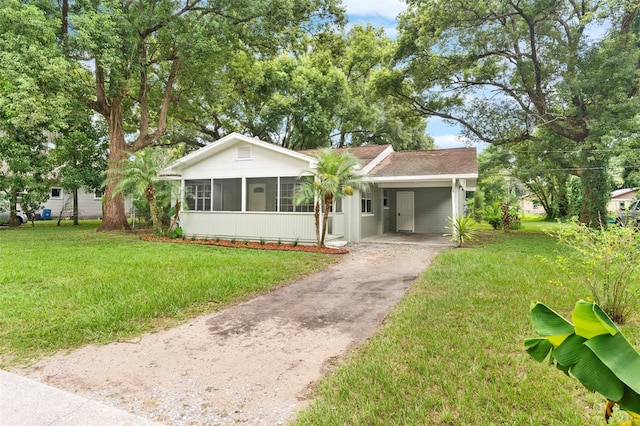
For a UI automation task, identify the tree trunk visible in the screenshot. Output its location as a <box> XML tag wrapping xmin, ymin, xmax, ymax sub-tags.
<box><xmin>73</xmin><ymin>188</ymin><xmax>79</xmax><ymax>225</ymax></box>
<box><xmin>320</xmin><ymin>195</ymin><xmax>332</xmax><ymax>247</ymax></box>
<box><xmin>579</xmin><ymin>147</ymin><xmax>610</xmax><ymax>227</ymax></box>
<box><xmin>8</xmin><ymin>191</ymin><xmax>18</xmax><ymax>227</ymax></box>
<box><xmin>146</xmin><ymin>185</ymin><xmax>161</xmax><ymax>234</ymax></box>
<box><xmin>97</xmin><ymin>100</ymin><xmax>131</xmax><ymax>232</ymax></box>
<box><xmin>314</xmin><ymin>200</ymin><xmax>321</xmax><ymax>247</ymax></box>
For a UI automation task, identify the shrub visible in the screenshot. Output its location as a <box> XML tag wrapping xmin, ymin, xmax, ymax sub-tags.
<box><xmin>168</xmin><ymin>226</ymin><xmax>182</xmax><ymax>239</ymax></box>
<box><xmin>445</xmin><ymin>215</ymin><xmax>477</xmax><ymax>247</ymax></box>
<box><xmin>482</xmin><ymin>203</ymin><xmax>502</xmax><ymax>229</ymax></box>
<box><xmin>259</xmin><ymin>238</ymin><xmax>265</xmax><ymax>245</ymax></box>
<box><xmin>500</xmin><ymin>203</ymin><xmax>521</xmax><ymax>232</ymax></box>
<box><xmin>292</xmin><ymin>239</ymin><xmax>299</xmax><ymax>247</ymax></box>
<box><xmin>554</xmin><ymin>222</ymin><xmax>640</xmax><ymax>324</ymax></box>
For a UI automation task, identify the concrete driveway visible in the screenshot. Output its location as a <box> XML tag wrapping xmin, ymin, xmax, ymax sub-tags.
<box><xmin>10</xmin><ymin>240</ymin><xmax>446</xmax><ymax>425</ymax></box>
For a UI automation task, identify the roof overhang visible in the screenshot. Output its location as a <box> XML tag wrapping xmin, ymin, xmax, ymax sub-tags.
<box><xmin>372</xmin><ymin>174</ymin><xmax>478</xmax><ymax>189</ymax></box>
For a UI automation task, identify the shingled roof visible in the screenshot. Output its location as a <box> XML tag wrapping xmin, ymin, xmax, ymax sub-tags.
<box><xmin>298</xmin><ymin>145</ymin><xmax>391</xmax><ymax>169</ymax></box>
<box><xmin>368</xmin><ymin>147</ymin><xmax>477</xmax><ymax>178</ymax></box>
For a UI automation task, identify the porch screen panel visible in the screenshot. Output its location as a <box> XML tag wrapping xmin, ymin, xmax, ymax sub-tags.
<box><xmin>246</xmin><ymin>177</ymin><xmax>277</xmax><ymax>211</ymax></box>
<box><xmin>184</xmin><ymin>179</ymin><xmax>211</xmax><ymax>211</ymax></box>
<box><xmin>214</xmin><ymin>178</ymin><xmax>241</xmax><ymax>211</ymax></box>
<box><xmin>280</xmin><ymin>177</ymin><xmax>314</xmax><ymax>212</ymax></box>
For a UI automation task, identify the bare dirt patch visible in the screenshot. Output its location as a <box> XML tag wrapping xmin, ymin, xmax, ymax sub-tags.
<box><xmin>13</xmin><ymin>242</ymin><xmax>444</xmax><ymax>425</ymax></box>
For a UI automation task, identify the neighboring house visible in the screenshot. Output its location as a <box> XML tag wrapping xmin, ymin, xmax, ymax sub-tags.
<box><xmin>519</xmin><ymin>194</ymin><xmax>545</xmax><ymax>216</ymax></box>
<box><xmin>608</xmin><ymin>188</ymin><xmax>639</xmax><ymax>213</ymax></box>
<box><xmin>37</xmin><ymin>187</ymin><xmax>132</xmax><ymax>220</ymax></box>
<box><xmin>37</xmin><ymin>187</ymin><xmax>104</xmax><ymax>220</ymax></box>
<box><xmin>159</xmin><ymin>133</ymin><xmax>478</xmax><ymax>243</ymax></box>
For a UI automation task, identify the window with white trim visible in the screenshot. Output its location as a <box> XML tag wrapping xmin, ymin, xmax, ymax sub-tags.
<box><xmin>280</xmin><ymin>177</ymin><xmax>314</xmax><ymax>212</ymax></box>
<box><xmin>185</xmin><ymin>179</ymin><xmax>211</xmax><ymax>211</ymax></box>
<box><xmin>361</xmin><ymin>189</ymin><xmax>372</xmax><ymax>214</ymax></box>
<box><xmin>50</xmin><ymin>188</ymin><xmax>63</xmax><ymax>199</ymax></box>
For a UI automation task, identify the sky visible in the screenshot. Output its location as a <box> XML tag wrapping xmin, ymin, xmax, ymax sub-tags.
<box><xmin>343</xmin><ymin>0</ymin><xmax>476</xmax><ymax>151</ymax></box>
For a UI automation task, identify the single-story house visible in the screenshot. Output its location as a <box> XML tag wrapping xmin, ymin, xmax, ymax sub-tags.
<box><xmin>608</xmin><ymin>188</ymin><xmax>639</xmax><ymax>213</ymax></box>
<box><xmin>519</xmin><ymin>194</ymin><xmax>545</xmax><ymax>216</ymax></box>
<box><xmin>38</xmin><ymin>187</ymin><xmax>103</xmax><ymax>220</ymax></box>
<box><xmin>159</xmin><ymin>133</ymin><xmax>478</xmax><ymax>243</ymax></box>
<box><xmin>30</xmin><ymin>187</ymin><xmax>132</xmax><ymax>221</ymax></box>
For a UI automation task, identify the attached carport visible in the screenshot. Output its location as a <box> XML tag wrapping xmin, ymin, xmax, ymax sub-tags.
<box><xmin>366</xmin><ymin>148</ymin><xmax>478</xmax><ymax>237</ymax></box>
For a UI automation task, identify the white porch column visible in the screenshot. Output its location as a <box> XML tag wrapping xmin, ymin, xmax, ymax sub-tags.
<box><xmin>241</xmin><ymin>177</ymin><xmax>247</xmax><ymax>212</ymax></box>
<box><xmin>451</xmin><ymin>178</ymin><xmax>458</xmax><ymax>219</ymax></box>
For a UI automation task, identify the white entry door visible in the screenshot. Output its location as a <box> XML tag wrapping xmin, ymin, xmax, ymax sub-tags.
<box><xmin>397</xmin><ymin>191</ymin><xmax>414</xmax><ymax>232</ymax></box>
<box><xmin>248</xmin><ymin>183</ymin><xmax>267</xmax><ymax>211</ymax></box>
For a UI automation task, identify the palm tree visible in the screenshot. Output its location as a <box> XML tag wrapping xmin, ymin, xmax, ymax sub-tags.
<box><xmin>111</xmin><ymin>148</ymin><xmax>168</xmax><ymax>234</ymax></box>
<box><xmin>294</xmin><ymin>148</ymin><xmax>369</xmax><ymax>247</ymax></box>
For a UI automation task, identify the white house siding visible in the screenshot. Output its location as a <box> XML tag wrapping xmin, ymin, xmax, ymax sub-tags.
<box><xmin>180</xmin><ymin>211</ymin><xmax>316</xmax><ymax>243</ymax></box>
<box><xmin>181</xmin><ymin>142</ymin><xmax>309</xmax><ymax>180</ymax></box>
<box><xmin>360</xmin><ymin>187</ymin><xmax>384</xmax><ymax>239</ymax></box>
<box><xmin>176</xmin><ymin>141</ymin><xmax>319</xmax><ymax>242</ymax></box>
<box><xmin>40</xmin><ymin>189</ymin><xmax>106</xmax><ymax>219</ymax></box>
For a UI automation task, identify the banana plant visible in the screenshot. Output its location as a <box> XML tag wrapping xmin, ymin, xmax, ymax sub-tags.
<box><xmin>525</xmin><ymin>300</ymin><xmax>640</xmax><ymax>424</ymax></box>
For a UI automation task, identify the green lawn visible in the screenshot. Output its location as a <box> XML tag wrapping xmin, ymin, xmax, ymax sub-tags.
<box><xmin>294</xmin><ymin>228</ymin><xmax>640</xmax><ymax>425</ymax></box>
<box><xmin>0</xmin><ymin>221</ymin><xmax>336</xmax><ymax>366</ymax></box>
<box><xmin>3</xmin><ymin>220</ymin><xmax>638</xmax><ymax>424</ymax></box>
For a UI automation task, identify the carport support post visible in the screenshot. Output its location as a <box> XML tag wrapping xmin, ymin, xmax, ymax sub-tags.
<box><xmin>451</xmin><ymin>178</ymin><xmax>458</xmax><ymax>220</ymax></box>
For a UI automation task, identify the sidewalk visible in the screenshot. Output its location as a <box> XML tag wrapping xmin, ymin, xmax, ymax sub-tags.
<box><xmin>0</xmin><ymin>370</ymin><xmax>163</xmax><ymax>426</ymax></box>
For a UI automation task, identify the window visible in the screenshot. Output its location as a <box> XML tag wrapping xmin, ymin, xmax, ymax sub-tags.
<box><xmin>94</xmin><ymin>190</ymin><xmax>103</xmax><ymax>200</ymax></box>
<box><xmin>185</xmin><ymin>179</ymin><xmax>211</xmax><ymax>211</ymax></box>
<box><xmin>50</xmin><ymin>188</ymin><xmax>63</xmax><ymax>199</ymax></box>
<box><xmin>383</xmin><ymin>189</ymin><xmax>389</xmax><ymax>209</ymax></box>
<box><xmin>361</xmin><ymin>189</ymin><xmax>372</xmax><ymax>214</ymax></box>
<box><xmin>280</xmin><ymin>177</ymin><xmax>314</xmax><ymax>212</ymax></box>
<box><xmin>532</xmin><ymin>200</ymin><xmax>540</xmax><ymax>210</ymax></box>
<box><xmin>334</xmin><ymin>197</ymin><xmax>343</xmax><ymax>213</ymax></box>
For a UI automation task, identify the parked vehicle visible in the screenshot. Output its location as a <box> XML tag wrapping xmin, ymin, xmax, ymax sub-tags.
<box><xmin>0</xmin><ymin>209</ymin><xmax>28</xmax><ymax>225</ymax></box>
<box><xmin>616</xmin><ymin>199</ymin><xmax>640</xmax><ymax>226</ymax></box>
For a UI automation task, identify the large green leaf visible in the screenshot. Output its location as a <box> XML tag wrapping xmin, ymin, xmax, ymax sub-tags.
<box><xmin>619</xmin><ymin>386</ymin><xmax>640</xmax><ymax>416</ymax></box>
<box><xmin>569</xmin><ymin>346</ymin><xmax>625</xmax><ymax>402</ymax></box>
<box><xmin>524</xmin><ymin>338</ymin><xmax>553</xmax><ymax>362</ymax></box>
<box><xmin>572</xmin><ymin>300</ymin><xmax>619</xmax><ymax>338</ymax></box>
<box><xmin>551</xmin><ymin>334</ymin><xmax>588</xmax><ymax>366</ymax></box>
<box><xmin>526</xmin><ymin>300</ymin><xmax>640</xmax><ymax>417</ymax></box>
<box><xmin>530</xmin><ymin>302</ymin><xmax>574</xmax><ymax>345</ymax></box>
<box><xmin>586</xmin><ymin>334</ymin><xmax>640</xmax><ymax>395</ymax></box>
<box><xmin>551</xmin><ymin>333</ymin><xmax>624</xmax><ymax>402</ymax></box>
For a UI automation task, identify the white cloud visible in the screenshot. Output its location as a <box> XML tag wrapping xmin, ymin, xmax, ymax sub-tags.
<box><xmin>343</xmin><ymin>0</ymin><xmax>406</xmax><ymax>20</ymax></box>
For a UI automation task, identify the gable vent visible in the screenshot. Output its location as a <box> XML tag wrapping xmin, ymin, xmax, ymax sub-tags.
<box><xmin>237</xmin><ymin>145</ymin><xmax>252</xmax><ymax>160</ymax></box>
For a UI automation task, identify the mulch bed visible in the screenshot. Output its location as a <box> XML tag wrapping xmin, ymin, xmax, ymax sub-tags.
<box><xmin>141</xmin><ymin>235</ymin><xmax>349</xmax><ymax>254</ymax></box>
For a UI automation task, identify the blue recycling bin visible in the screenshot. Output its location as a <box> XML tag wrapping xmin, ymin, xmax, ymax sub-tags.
<box><xmin>42</xmin><ymin>209</ymin><xmax>52</xmax><ymax>220</ymax></box>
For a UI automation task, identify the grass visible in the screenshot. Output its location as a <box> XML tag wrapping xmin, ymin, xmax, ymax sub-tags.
<box><xmin>294</xmin><ymin>228</ymin><xmax>640</xmax><ymax>425</ymax></box>
<box><xmin>0</xmin><ymin>221</ymin><xmax>336</xmax><ymax>366</ymax></box>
